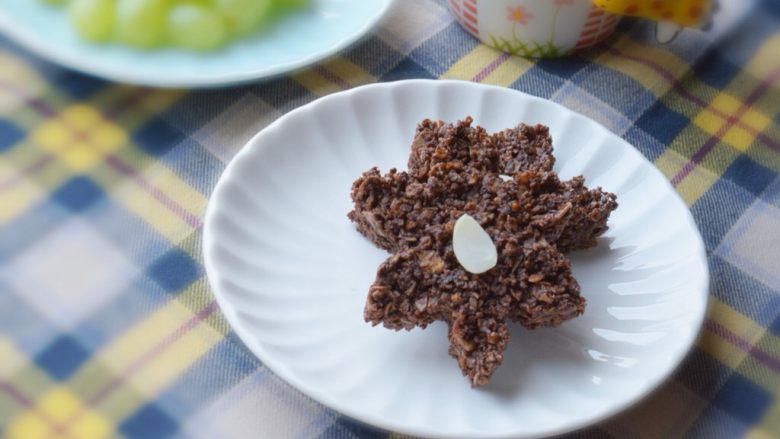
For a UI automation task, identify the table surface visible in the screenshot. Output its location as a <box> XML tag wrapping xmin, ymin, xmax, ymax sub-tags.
<box><xmin>1</xmin><ymin>1</ymin><xmax>779</xmax><ymax>438</ymax></box>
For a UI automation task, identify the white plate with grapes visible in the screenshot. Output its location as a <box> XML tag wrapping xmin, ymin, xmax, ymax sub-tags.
<box><xmin>0</xmin><ymin>0</ymin><xmax>393</xmax><ymax>88</ymax></box>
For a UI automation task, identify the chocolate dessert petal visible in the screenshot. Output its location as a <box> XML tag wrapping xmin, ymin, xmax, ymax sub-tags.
<box><xmin>493</xmin><ymin>123</ymin><xmax>555</xmax><ymax>174</ymax></box>
<box><xmin>508</xmin><ymin>239</ymin><xmax>586</xmax><ymax>328</ymax></box>
<box><xmin>448</xmin><ymin>312</ymin><xmax>510</xmax><ymax>387</ymax></box>
<box><xmin>349</xmin><ymin>167</ymin><xmax>416</xmax><ymax>252</ymax></box>
<box><xmin>364</xmin><ymin>248</ymin><xmax>443</xmax><ymax>330</ymax></box>
<box><xmin>408</xmin><ymin>117</ymin><xmax>497</xmax><ymax>178</ymax></box>
<box><xmin>555</xmin><ymin>177</ymin><xmax>619</xmax><ymax>252</ymax></box>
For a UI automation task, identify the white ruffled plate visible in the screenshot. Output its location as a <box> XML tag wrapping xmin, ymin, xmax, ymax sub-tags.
<box><xmin>0</xmin><ymin>0</ymin><xmax>392</xmax><ymax>87</ymax></box>
<box><xmin>203</xmin><ymin>80</ymin><xmax>709</xmax><ymax>438</ymax></box>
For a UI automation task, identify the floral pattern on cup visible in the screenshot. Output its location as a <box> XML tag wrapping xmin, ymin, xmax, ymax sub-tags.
<box><xmin>449</xmin><ymin>0</ymin><xmax>621</xmax><ymax>58</ymax></box>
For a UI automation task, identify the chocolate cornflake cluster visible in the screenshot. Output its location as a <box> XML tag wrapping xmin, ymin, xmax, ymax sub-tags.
<box><xmin>348</xmin><ymin>117</ymin><xmax>617</xmax><ymax>387</ymax></box>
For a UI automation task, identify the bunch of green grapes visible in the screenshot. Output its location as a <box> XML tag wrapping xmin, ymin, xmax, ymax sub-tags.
<box><xmin>43</xmin><ymin>0</ymin><xmax>309</xmax><ymax>51</ymax></box>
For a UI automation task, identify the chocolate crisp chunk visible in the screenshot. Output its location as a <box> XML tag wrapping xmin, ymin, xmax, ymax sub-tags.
<box><xmin>349</xmin><ymin>117</ymin><xmax>617</xmax><ymax>387</ymax></box>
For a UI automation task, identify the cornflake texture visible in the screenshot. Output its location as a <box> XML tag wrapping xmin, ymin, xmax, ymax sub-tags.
<box><xmin>349</xmin><ymin>117</ymin><xmax>617</xmax><ymax>387</ymax></box>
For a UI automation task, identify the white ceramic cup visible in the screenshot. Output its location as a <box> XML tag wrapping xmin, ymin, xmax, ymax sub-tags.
<box><xmin>448</xmin><ymin>0</ymin><xmax>621</xmax><ymax>58</ymax></box>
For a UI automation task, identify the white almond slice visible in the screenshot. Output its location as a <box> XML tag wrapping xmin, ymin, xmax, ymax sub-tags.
<box><xmin>453</xmin><ymin>214</ymin><xmax>498</xmax><ymax>274</ymax></box>
<box><xmin>499</xmin><ymin>174</ymin><xmax>513</xmax><ymax>182</ymax></box>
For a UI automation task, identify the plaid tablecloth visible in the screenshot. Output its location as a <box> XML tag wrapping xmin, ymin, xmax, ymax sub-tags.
<box><xmin>1</xmin><ymin>0</ymin><xmax>779</xmax><ymax>438</ymax></box>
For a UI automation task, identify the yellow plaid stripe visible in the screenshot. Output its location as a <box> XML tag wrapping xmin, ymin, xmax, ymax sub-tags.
<box><xmin>294</xmin><ymin>57</ymin><xmax>375</xmax><ymax>96</ymax></box>
<box><xmin>441</xmin><ymin>45</ymin><xmax>531</xmax><ymax>85</ymax></box>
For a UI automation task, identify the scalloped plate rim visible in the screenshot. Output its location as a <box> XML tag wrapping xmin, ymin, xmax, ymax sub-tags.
<box><xmin>203</xmin><ymin>79</ymin><xmax>710</xmax><ymax>438</ymax></box>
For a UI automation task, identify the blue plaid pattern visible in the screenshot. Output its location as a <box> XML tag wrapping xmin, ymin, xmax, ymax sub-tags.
<box><xmin>0</xmin><ymin>0</ymin><xmax>778</xmax><ymax>438</ymax></box>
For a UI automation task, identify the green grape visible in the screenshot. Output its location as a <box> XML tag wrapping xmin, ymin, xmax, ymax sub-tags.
<box><xmin>44</xmin><ymin>0</ymin><xmax>310</xmax><ymax>51</ymax></box>
<box><xmin>116</xmin><ymin>0</ymin><xmax>167</xmax><ymax>49</ymax></box>
<box><xmin>167</xmin><ymin>5</ymin><xmax>227</xmax><ymax>51</ymax></box>
<box><xmin>216</xmin><ymin>0</ymin><xmax>273</xmax><ymax>35</ymax></box>
<box><xmin>170</xmin><ymin>0</ymin><xmax>214</xmax><ymax>6</ymax></box>
<box><xmin>274</xmin><ymin>0</ymin><xmax>309</xmax><ymax>10</ymax></box>
<box><xmin>68</xmin><ymin>0</ymin><xmax>115</xmax><ymax>42</ymax></box>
